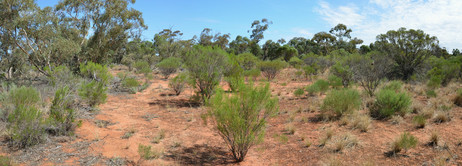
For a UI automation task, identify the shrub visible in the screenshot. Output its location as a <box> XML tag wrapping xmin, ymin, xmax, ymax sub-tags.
<box><xmin>321</xmin><ymin>89</ymin><xmax>361</xmax><ymax>119</ymax></box>
<box><xmin>293</xmin><ymin>88</ymin><xmax>305</xmax><ymax>97</ymax></box>
<box><xmin>351</xmin><ymin>52</ymin><xmax>393</xmax><ymax>96</ymax></box>
<box><xmin>209</xmin><ymin>82</ymin><xmax>278</xmax><ymax>162</ymax></box>
<box><xmin>79</xmin><ymin>62</ymin><xmax>111</xmax><ymax>107</ymax></box>
<box><xmin>412</xmin><ymin>115</ymin><xmax>426</xmax><ymax>128</ymax></box>
<box><xmin>382</xmin><ymin>80</ymin><xmax>403</xmax><ymax>92</ymax></box>
<box><xmin>390</xmin><ymin>132</ymin><xmax>418</xmax><ymax>155</ymax></box>
<box><xmin>78</xmin><ymin>80</ymin><xmax>107</xmax><ymax>107</ymax></box>
<box><xmin>330</xmin><ymin>63</ymin><xmax>352</xmax><ymax>88</ymax></box>
<box><xmin>156</xmin><ymin>57</ymin><xmax>182</xmax><ymax>79</ymax></box>
<box><xmin>184</xmin><ymin>46</ymin><xmax>228</xmax><ymax>102</ymax></box>
<box><xmin>302</xmin><ymin>65</ymin><xmax>317</xmax><ymax>79</ymax></box>
<box><xmin>133</xmin><ymin>60</ymin><xmax>151</xmax><ymax>75</ymax></box>
<box><xmin>45</xmin><ymin>65</ymin><xmax>78</xmax><ymax>88</ymax></box>
<box><xmin>122</xmin><ymin>77</ymin><xmax>140</xmax><ymax>94</ymax></box>
<box><xmin>237</xmin><ymin>53</ymin><xmax>259</xmax><ymax>71</ymax></box>
<box><xmin>288</xmin><ymin>57</ymin><xmax>303</xmax><ymax>68</ymax></box>
<box><xmin>224</xmin><ymin>56</ymin><xmax>244</xmax><ymax>92</ymax></box>
<box><xmin>47</xmin><ymin>86</ymin><xmax>76</xmax><ymax>136</ymax></box>
<box><xmin>454</xmin><ymin>89</ymin><xmax>462</xmax><ymax>107</ymax></box>
<box><xmin>258</xmin><ymin>60</ymin><xmax>286</xmax><ymax>81</ymax></box>
<box><xmin>306</xmin><ymin>79</ymin><xmax>330</xmax><ymax>95</ymax></box>
<box><xmin>137</xmin><ymin>144</ymin><xmax>163</xmax><ymax>160</ymax></box>
<box><xmin>327</xmin><ymin>75</ymin><xmax>342</xmax><ymax>89</ymax></box>
<box><xmin>243</xmin><ymin>68</ymin><xmax>261</xmax><ymax>81</ymax></box>
<box><xmin>370</xmin><ymin>89</ymin><xmax>411</xmax><ymax>119</ymax></box>
<box><xmin>169</xmin><ymin>73</ymin><xmax>188</xmax><ymax>96</ymax></box>
<box><xmin>2</xmin><ymin>86</ymin><xmax>44</xmax><ymax>149</ymax></box>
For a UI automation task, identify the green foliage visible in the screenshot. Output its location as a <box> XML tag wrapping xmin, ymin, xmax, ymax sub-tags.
<box><xmin>243</xmin><ymin>69</ymin><xmax>261</xmax><ymax>80</ymax></box>
<box><xmin>382</xmin><ymin>80</ymin><xmax>403</xmax><ymax>92</ymax></box>
<box><xmin>79</xmin><ymin>80</ymin><xmax>107</xmax><ymax>107</ymax></box>
<box><xmin>79</xmin><ymin>62</ymin><xmax>110</xmax><ymax>107</ymax></box>
<box><xmin>330</xmin><ymin>62</ymin><xmax>352</xmax><ymax>88</ymax></box>
<box><xmin>370</xmin><ymin>89</ymin><xmax>412</xmax><ymax>119</ymax></box>
<box><xmin>294</xmin><ymin>88</ymin><xmax>305</xmax><ymax>97</ymax></box>
<box><xmin>390</xmin><ymin>132</ymin><xmax>418</xmax><ymax>154</ymax></box>
<box><xmin>209</xmin><ymin>82</ymin><xmax>278</xmax><ymax>162</ymax></box>
<box><xmin>184</xmin><ymin>46</ymin><xmax>228</xmax><ymax>102</ymax></box>
<box><xmin>2</xmin><ymin>86</ymin><xmax>44</xmax><ymax>149</ymax></box>
<box><xmin>137</xmin><ymin>144</ymin><xmax>162</xmax><ymax>160</ymax></box>
<box><xmin>288</xmin><ymin>57</ymin><xmax>303</xmax><ymax>68</ymax></box>
<box><xmin>412</xmin><ymin>115</ymin><xmax>426</xmax><ymax>128</ymax></box>
<box><xmin>169</xmin><ymin>73</ymin><xmax>188</xmax><ymax>96</ymax></box>
<box><xmin>426</xmin><ymin>56</ymin><xmax>461</xmax><ymax>87</ymax></box>
<box><xmin>426</xmin><ymin>89</ymin><xmax>437</xmax><ymax>98</ymax></box>
<box><xmin>156</xmin><ymin>57</ymin><xmax>182</xmax><ymax>79</ymax></box>
<box><xmin>45</xmin><ymin>65</ymin><xmax>78</xmax><ymax>87</ymax></box>
<box><xmin>133</xmin><ymin>61</ymin><xmax>151</xmax><ymax>75</ymax></box>
<box><xmin>306</xmin><ymin>79</ymin><xmax>330</xmax><ymax>95</ymax></box>
<box><xmin>122</xmin><ymin>77</ymin><xmax>140</xmax><ymax>94</ymax></box>
<box><xmin>237</xmin><ymin>53</ymin><xmax>259</xmax><ymax>70</ymax></box>
<box><xmin>224</xmin><ymin>55</ymin><xmax>244</xmax><ymax>92</ymax></box>
<box><xmin>327</xmin><ymin>75</ymin><xmax>342</xmax><ymax>89</ymax></box>
<box><xmin>302</xmin><ymin>65</ymin><xmax>316</xmax><ymax>79</ymax></box>
<box><xmin>321</xmin><ymin>89</ymin><xmax>361</xmax><ymax>119</ymax></box>
<box><xmin>258</xmin><ymin>60</ymin><xmax>287</xmax><ymax>81</ymax></box>
<box><xmin>47</xmin><ymin>86</ymin><xmax>76</xmax><ymax>136</ymax></box>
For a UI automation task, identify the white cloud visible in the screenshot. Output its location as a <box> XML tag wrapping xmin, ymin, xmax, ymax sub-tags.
<box><xmin>316</xmin><ymin>0</ymin><xmax>462</xmax><ymax>50</ymax></box>
<box><xmin>292</xmin><ymin>28</ymin><xmax>313</xmax><ymax>37</ymax></box>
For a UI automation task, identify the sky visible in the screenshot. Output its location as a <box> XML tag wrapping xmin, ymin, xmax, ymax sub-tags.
<box><xmin>37</xmin><ymin>0</ymin><xmax>462</xmax><ymax>51</ymax></box>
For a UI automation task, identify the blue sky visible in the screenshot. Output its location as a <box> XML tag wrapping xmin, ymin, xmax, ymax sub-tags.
<box><xmin>37</xmin><ymin>0</ymin><xmax>462</xmax><ymax>50</ymax></box>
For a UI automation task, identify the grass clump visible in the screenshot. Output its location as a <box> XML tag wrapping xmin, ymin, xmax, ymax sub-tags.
<box><xmin>47</xmin><ymin>86</ymin><xmax>77</xmax><ymax>136</ymax></box>
<box><xmin>412</xmin><ymin>115</ymin><xmax>426</xmax><ymax>129</ymax></box>
<box><xmin>454</xmin><ymin>88</ymin><xmax>462</xmax><ymax>107</ymax></box>
<box><xmin>0</xmin><ymin>156</ymin><xmax>12</xmax><ymax>166</ymax></box>
<box><xmin>293</xmin><ymin>88</ymin><xmax>305</xmax><ymax>98</ymax></box>
<box><xmin>122</xmin><ymin>77</ymin><xmax>140</xmax><ymax>94</ymax></box>
<box><xmin>428</xmin><ymin>132</ymin><xmax>439</xmax><ymax>147</ymax></box>
<box><xmin>328</xmin><ymin>133</ymin><xmax>359</xmax><ymax>153</ymax></box>
<box><xmin>321</xmin><ymin>89</ymin><xmax>361</xmax><ymax>120</ymax></box>
<box><xmin>389</xmin><ymin>132</ymin><xmax>418</xmax><ymax>156</ymax></box>
<box><xmin>370</xmin><ymin>89</ymin><xmax>411</xmax><ymax>119</ymax></box>
<box><xmin>138</xmin><ymin>144</ymin><xmax>163</xmax><ymax>160</ymax></box>
<box><xmin>382</xmin><ymin>80</ymin><xmax>403</xmax><ymax>92</ymax></box>
<box><xmin>151</xmin><ymin>129</ymin><xmax>166</xmax><ymax>144</ymax></box>
<box><xmin>340</xmin><ymin>113</ymin><xmax>371</xmax><ymax>132</ymax></box>
<box><xmin>433</xmin><ymin>111</ymin><xmax>451</xmax><ymax>123</ymax></box>
<box><xmin>209</xmin><ymin>81</ymin><xmax>278</xmax><ymax>162</ymax></box>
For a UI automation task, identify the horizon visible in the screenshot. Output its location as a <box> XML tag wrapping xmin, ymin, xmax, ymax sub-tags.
<box><xmin>37</xmin><ymin>0</ymin><xmax>462</xmax><ymax>51</ymax></box>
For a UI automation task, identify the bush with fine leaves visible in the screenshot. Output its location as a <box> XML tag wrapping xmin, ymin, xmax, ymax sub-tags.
<box><xmin>370</xmin><ymin>89</ymin><xmax>412</xmax><ymax>119</ymax></box>
<box><xmin>157</xmin><ymin>57</ymin><xmax>182</xmax><ymax>79</ymax></box>
<box><xmin>258</xmin><ymin>60</ymin><xmax>287</xmax><ymax>81</ymax></box>
<box><xmin>184</xmin><ymin>46</ymin><xmax>228</xmax><ymax>101</ymax></box>
<box><xmin>47</xmin><ymin>86</ymin><xmax>76</xmax><ymax>136</ymax></box>
<box><xmin>78</xmin><ymin>62</ymin><xmax>111</xmax><ymax>107</ymax></box>
<box><xmin>209</xmin><ymin>82</ymin><xmax>278</xmax><ymax>162</ymax></box>
<box><xmin>1</xmin><ymin>86</ymin><xmax>44</xmax><ymax>149</ymax></box>
<box><xmin>321</xmin><ymin>89</ymin><xmax>361</xmax><ymax>119</ymax></box>
<box><xmin>169</xmin><ymin>73</ymin><xmax>188</xmax><ymax>96</ymax></box>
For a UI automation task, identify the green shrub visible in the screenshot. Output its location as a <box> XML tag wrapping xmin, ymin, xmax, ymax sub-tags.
<box><xmin>79</xmin><ymin>62</ymin><xmax>111</xmax><ymax>107</ymax></box>
<box><xmin>382</xmin><ymin>80</ymin><xmax>403</xmax><ymax>92</ymax></box>
<box><xmin>237</xmin><ymin>53</ymin><xmax>259</xmax><ymax>70</ymax></box>
<box><xmin>156</xmin><ymin>57</ymin><xmax>182</xmax><ymax>79</ymax></box>
<box><xmin>426</xmin><ymin>89</ymin><xmax>437</xmax><ymax>98</ymax></box>
<box><xmin>412</xmin><ymin>115</ymin><xmax>426</xmax><ymax>128</ymax></box>
<box><xmin>137</xmin><ymin>144</ymin><xmax>162</xmax><ymax>160</ymax></box>
<box><xmin>209</xmin><ymin>82</ymin><xmax>278</xmax><ymax>162</ymax></box>
<box><xmin>169</xmin><ymin>73</ymin><xmax>188</xmax><ymax>96</ymax></box>
<box><xmin>321</xmin><ymin>89</ymin><xmax>361</xmax><ymax>119</ymax></box>
<box><xmin>78</xmin><ymin>80</ymin><xmax>107</xmax><ymax>107</ymax></box>
<box><xmin>330</xmin><ymin>63</ymin><xmax>352</xmax><ymax>88</ymax></box>
<box><xmin>390</xmin><ymin>132</ymin><xmax>418</xmax><ymax>155</ymax></box>
<box><xmin>122</xmin><ymin>77</ymin><xmax>140</xmax><ymax>94</ymax></box>
<box><xmin>45</xmin><ymin>65</ymin><xmax>78</xmax><ymax>87</ymax></box>
<box><xmin>306</xmin><ymin>79</ymin><xmax>330</xmax><ymax>95</ymax></box>
<box><xmin>370</xmin><ymin>89</ymin><xmax>411</xmax><ymax>119</ymax></box>
<box><xmin>224</xmin><ymin>56</ymin><xmax>244</xmax><ymax>92</ymax></box>
<box><xmin>243</xmin><ymin>68</ymin><xmax>261</xmax><ymax>81</ymax></box>
<box><xmin>1</xmin><ymin>86</ymin><xmax>40</xmax><ymax>121</ymax></box>
<box><xmin>47</xmin><ymin>86</ymin><xmax>76</xmax><ymax>136</ymax></box>
<box><xmin>288</xmin><ymin>57</ymin><xmax>303</xmax><ymax>68</ymax></box>
<box><xmin>327</xmin><ymin>75</ymin><xmax>342</xmax><ymax>89</ymax></box>
<box><xmin>133</xmin><ymin>60</ymin><xmax>151</xmax><ymax>75</ymax></box>
<box><xmin>294</xmin><ymin>88</ymin><xmax>305</xmax><ymax>97</ymax></box>
<box><xmin>184</xmin><ymin>46</ymin><xmax>228</xmax><ymax>102</ymax></box>
<box><xmin>258</xmin><ymin>60</ymin><xmax>287</xmax><ymax>81</ymax></box>
<box><xmin>302</xmin><ymin>65</ymin><xmax>316</xmax><ymax>79</ymax></box>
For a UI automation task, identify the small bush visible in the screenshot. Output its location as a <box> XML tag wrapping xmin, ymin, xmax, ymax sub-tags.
<box><xmin>133</xmin><ymin>61</ymin><xmax>151</xmax><ymax>75</ymax></box>
<box><xmin>138</xmin><ymin>144</ymin><xmax>163</xmax><ymax>160</ymax></box>
<box><xmin>302</xmin><ymin>65</ymin><xmax>316</xmax><ymax>79</ymax></box>
<box><xmin>157</xmin><ymin>57</ymin><xmax>182</xmax><ymax>79</ymax></box>
<box><xmin>390</xmin><ymin>132</ymin><xmax>418</xmax><ymax>155</ymax></box>
<box><xmin>258</xmin><ymin>60</ymin><xmax>287</xmax><ymax>81</ymax></box>
<box><xmin>243</xmin><ymin>68</ymin><xmax>261</xmax><ymax>81</ymax></box>
<box><xmin>306</xmin><ymin>79</ymin><xmax>330</xmax><ymax>95</ymax></box>
<box><xmin>45</xmin><ymin>65</ymin><xmax>78</xmax><ymax>88</ymax></box>
<box><xmin>169</xmin><ymin>73</ymin><xmax>188</xmax><ymax>96</ymax></box>
<box><xmin>428</xmin><ymin>132</ymin><xmax>439</xmax><ymax>146</ymax></box>
<box><xmin>209</xmin><ymin>81</ymin><xmax>278</xmax><ymax>162</ymax></box>
<box><xmin>79</xmin><ymin>62</ymin><xmax>112</xmax><ymax>85</ymax></box>
<box><xmin>288</xmin><ymin>57</ymin><xmax>303</xmax><ymax>68</ymax></box>
<box><xmin>1</xmin><ymin>86</ymin><xmax>40</xmax><ymax>120</ymax></box>
<box><xmin>47</xmin><ymin>86</ymin><xmax>76</xmax><ymax>136</ymax></box>
<box><xmin>237</xmin><ymin>53</ymin><xmax>259</xmax><ymax>70</ymax></box>
<box><xmin>426</xmin><ymin>89</ymin><xmax>437</xmax><ymax>98</ymax></box>
<box><xmin>224</xmin><ymin>57</ymin><xmax>244</xmax><ymax>92</ymax></box>
<box><xmin>412</xmin><ymin>115</ymin><xmax>426</xmax><ymax>128</ymax></box>
<box><xmin>79</xmin><ymin>80</ymin><xmax>107</xmax><ymax>107</ymax></box>
<box><xmin>330</xmin><ymin>63</ymin><xmax>352</xmax><ymax>88</ymax></box>
<box><xmin>122</xmin><ymin>77</ymin><xmax>140</xmax><ymax>93</ymax></box>
<box><xmin>370</xmin><ymin>89</ymin><xmax>411</xmax><ymax>119</ymax></box>
<box><xmin>327</xmin><ymin>75</ymin><xmax>342</xmax><ymax>89</ymax></box>
<box><xmin>321</xmin><ymin>89</ymin><xmax>361</xmax><ymax>119</ymax></box>
<box><xmin>293</xmin><ymin>88</ymin><xmax>305</xmax><ymax>97</ymax></box>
